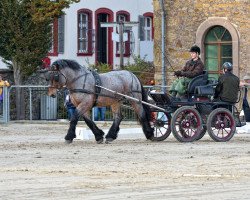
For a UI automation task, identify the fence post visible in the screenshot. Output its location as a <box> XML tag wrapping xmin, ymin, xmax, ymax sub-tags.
<box><xmin>3</xmin><ymin>87</ymin><xmax>9</xmax><ymax>123</ymax></box>
<box><xmin>29</xmin><ymin>87</ymin><xmax>32</xmax><ymax>120</ymax></box>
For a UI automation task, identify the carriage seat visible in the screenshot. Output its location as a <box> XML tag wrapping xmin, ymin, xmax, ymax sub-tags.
<box><xmin>187</xmin><ymin>71</ymin><xmax>208</xmax><ymax>95</ymax></box>
<box><xmin>149</xmin><ymin>92</ymin><xmax>171</xmax><ymax>106</ymax></box>
<box><xmin>195</xmin><ymin>81</ymin><xmax>217</xmax><ymax>97</ymax></box>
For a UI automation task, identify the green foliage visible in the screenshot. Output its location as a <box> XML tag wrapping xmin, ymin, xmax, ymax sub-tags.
<box><xmin>124</xmin><ymin>55</ymin><xmax>155</xmax><ymax>85</ymax></box>
<box><xmin>86</xmin><ymin>59</ymin><xmax>112</xmax><ymax>73</ymax></box>
<box><xmin>0</xmin><ymin>0</ymin><xmax>79</xmax><ymax>80</ymax></box>
<box><xmin>30</xmin><ymin>0</ymin><xmax>80</xmax><ymax>23</ymax></box>
<box><xmin>86</xmin><ymin>55</ymin><xmax>155</xmax><ymax>84</ymax></box>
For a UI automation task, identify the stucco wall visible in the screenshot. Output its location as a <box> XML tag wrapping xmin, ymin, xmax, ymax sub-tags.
<box><xmin>51</xmin><ymin>0</ymin><xmax>154</xmax><ymax>68</ymax></box>
<box><xmin>153</xmin><ymin>0</ymin><xmax>249</xmax><ymax>85</ymax></box>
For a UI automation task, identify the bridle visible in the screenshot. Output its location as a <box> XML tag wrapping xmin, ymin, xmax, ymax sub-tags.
<box><xmin>48</xmin><ymin>64</ymin><xmax>90</xmax><ymax>89</ymax></box>
<box><xmin>47</xmin><ymin>65</ymin><xmax>67</xmax><ymax>88</ymax></box>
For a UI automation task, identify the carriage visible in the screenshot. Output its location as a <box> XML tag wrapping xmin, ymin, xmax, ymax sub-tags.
<box><xmin>148</xmin><ymin>71</ymin><xmax>244</xmax><ymax>142</ymax></box>
<box><xmin>46</xmin><ymin>59</ymin><xmax>244</xmax><ymax>144</ymax></box>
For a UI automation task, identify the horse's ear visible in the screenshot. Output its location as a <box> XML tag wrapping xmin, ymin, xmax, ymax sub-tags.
<box><xmin>55</xmin><ymin>64</ymin><xmax>60</xmax><ymax>71</ymax></box>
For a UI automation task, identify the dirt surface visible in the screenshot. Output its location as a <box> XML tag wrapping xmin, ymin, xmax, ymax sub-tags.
<box><xmin>0</xmin><ymin>122</ymin><xmax>250</xmax><ymax>200</ymax></box>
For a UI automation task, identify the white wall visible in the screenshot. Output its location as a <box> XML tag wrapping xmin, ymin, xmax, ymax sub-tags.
<box><xmin>50</xmin><ymin>0</ymin><xmax>153</xmax><ymax>67</ymax></box>
<box><xmin>0</xmin><ymin>58</ymin><xmax>8</xmax><ymax>70</ymax></box>
<box><xmin>0</xmin><ymin>0</ymin><xmax>153</xmax><ymax>70</ymax></box>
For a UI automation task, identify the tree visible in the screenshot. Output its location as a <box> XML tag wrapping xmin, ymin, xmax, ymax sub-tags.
<box><xmin>0</xmin><ymin>0</ymin><xmax>79</xmax><ymax>119</ymax></box>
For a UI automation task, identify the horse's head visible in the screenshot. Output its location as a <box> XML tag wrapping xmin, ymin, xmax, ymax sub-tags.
<box><xmin>46</xmin><ymin>59</ymin><xmax>85</xmax><ymax>98</ymax></box>
<box><xmin>46</xmin><ymin>63</ymin><xmax>66</xmax><ymax>98</ymax></box>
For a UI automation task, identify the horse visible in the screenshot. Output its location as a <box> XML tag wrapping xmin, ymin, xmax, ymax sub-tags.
<box><xmin>46</xmin><ymin>59</ymin><xmax>155</xmax><ymax>144</ymax></box>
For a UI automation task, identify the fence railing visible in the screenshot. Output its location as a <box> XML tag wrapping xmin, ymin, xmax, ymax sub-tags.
<box><xmin>1</xmin><ymin>85</ymin><xmax>146</xmax><ymax>123</ymax></box>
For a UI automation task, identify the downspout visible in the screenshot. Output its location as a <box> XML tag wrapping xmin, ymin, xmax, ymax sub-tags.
<box><xmin>159</xmin><ymin>0</ymin><xmax>166</xmax><ymax>92</ymax></box>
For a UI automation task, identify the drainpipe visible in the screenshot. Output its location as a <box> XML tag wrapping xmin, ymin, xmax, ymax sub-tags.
<box><xmin>159</xmin><ymin>0</ymin><xmax>166</xmax><ymax>92</ymax></box>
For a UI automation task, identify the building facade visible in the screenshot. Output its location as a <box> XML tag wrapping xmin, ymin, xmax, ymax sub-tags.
<box><xmin>48</xmin><ymin>0</ymin><xmax>154</xmax><ymax>69</ymax></box>
<box><xmin>153</xmin><ymin>0</ymin><xmax>249</xmax><ymax>84</ymax></box>
<box><xmin>0</xmin><ymin>0</ymin><xmax>154</xmax><ymax>71</ymax></box>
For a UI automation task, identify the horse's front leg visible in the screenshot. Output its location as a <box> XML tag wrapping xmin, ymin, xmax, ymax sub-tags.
<box><xmin>65</xmin><ymin>109</ymin><xmax>79</xmax><ymax>143</ymax></box>
<box><xmin>105</xmin><ymin>104</ymin><xmax>123</xmax><ymax>143</ymax></box>
<box><xmin>82</xmin><ymin>115</ymin><xmax>105</xmax><ymax>144</ymax></box>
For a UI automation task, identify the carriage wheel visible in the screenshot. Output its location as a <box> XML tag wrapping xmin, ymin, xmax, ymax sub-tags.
<box><xmin>206</xmin><ymin>108</ymin><xmax>236</xmax><ymax>142</ymax></box>
<box><xmin>196</xmin><ymin>127</ymin><xmax>207</xmax><ymax>140</ymax></box>
<box><xmin>171</xmin><ymin>106</ymin><xmax>202</xmax><ymax>142</ymax></box>
<box><xmin>196</xmin><ymin>114</ymin><xmax>207</xmax><ymax>140</ymax></box>
<box><xmin>150</xmin><ymin>111</ymin><xmax>171</xmax><ymax>141</ymax></box>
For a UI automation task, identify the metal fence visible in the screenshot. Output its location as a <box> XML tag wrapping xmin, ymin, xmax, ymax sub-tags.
<box><xmin>0</xmin><ymin>85</ymin><xmax>139</xmax><ymax>123</ymax></box>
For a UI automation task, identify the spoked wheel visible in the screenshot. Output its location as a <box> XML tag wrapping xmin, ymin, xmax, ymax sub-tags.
<box><xmin>196</xmin><ymin>114</ymin><xmax>208</xmax><ymax>140</ymax></box>
<box><xmin>150</xmin><ymin>111</ymin><xmax>171</xmax><ymax>141</ymax></box>
<box><xmin>196</xmin><ymin>127</ymin><xmax>207</xmax><ymax>140</ymax></box>
<box><xmin>206</xmin><ymin>108</ymin><xmax>236</xmax><ymax>142</ymax></box>
<box><xmin>171</xmin><ymin>106</ymin><xmax>202</xmax><ymax>142</ymax></box>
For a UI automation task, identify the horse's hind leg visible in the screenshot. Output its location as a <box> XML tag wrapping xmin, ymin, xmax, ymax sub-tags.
<box><xmin>131</xmin><ymin>101</ymin><xmax>154</xmax><ymax>140</ymax></box>
<box><xmin>82</xmin><ymin>115</ymin><xmax>105</xmax><ymax>144</ymax></box>
<box><xmin>65</xmin><ymin>110</ymin><xmax>79</xmax><ymax>143</ymax></box>
<box><xmin>105</xmin><ymin>104</ymin><xmax>123</xmax><ymax>143</ymax></box>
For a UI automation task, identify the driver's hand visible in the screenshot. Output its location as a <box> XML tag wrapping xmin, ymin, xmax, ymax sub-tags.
<box><xmin>174</xmin><ymin>71</ymin><xmax>182</xmax><ymax>77</ymax></box>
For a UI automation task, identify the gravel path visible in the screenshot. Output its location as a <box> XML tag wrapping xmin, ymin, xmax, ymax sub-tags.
<box><xmin>0</xmin><ymin>122</ymin><xmax>250</xmax><ymax>200</ymax></box>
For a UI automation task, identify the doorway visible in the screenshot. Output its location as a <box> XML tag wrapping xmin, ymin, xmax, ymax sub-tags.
<box><xmin>95</xmin><ymin>8</ymin><xmax>113</xmax><ymax>66</ymax></box>
<box><xmin>97</xmin><ymin>14</ymin><xmax>108</xmax><ymax>64</ymax></box>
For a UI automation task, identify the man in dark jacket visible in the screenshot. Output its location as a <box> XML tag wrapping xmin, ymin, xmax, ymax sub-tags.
<box><xmin>64</xmin><ymin>90</ymin><xmax>76</xmax><ymax>120</ymax></box>
<box><xmin>213</xmin><ymin>62</ymin><xmax>240</xmax><ymax>103</ymax></box>
<box><xmin>170</xmin><ymin>45</ymin><xmax>204</xmax><ymax>97</ymax></box>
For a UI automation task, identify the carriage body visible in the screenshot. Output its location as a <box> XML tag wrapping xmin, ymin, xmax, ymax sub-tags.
<box><xmin>149</xmin><ymin>72</ymin><xmax>242</xmax><ymax>142</ymax></box>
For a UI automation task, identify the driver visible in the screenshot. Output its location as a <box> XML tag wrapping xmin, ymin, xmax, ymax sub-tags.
<box><xmin>213</xmin><ymin>62</ymin><xmax>240</xmax><ymax>103</ymax></box>
<box><xmin>170</xmin><ymin>45</ymin><xmax>204</xmax><ymax>98</ymax></box>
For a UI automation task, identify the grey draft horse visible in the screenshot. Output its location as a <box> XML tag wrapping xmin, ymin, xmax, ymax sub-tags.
<box><xmin>47</xmin><ymin>59</ymin><xmax>154</xmax><ymax>144</ymax></box>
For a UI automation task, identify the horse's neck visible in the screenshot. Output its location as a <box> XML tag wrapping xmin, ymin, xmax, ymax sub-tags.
<box><xmin>64</xmin><ymin>68</ymin><xmax>92</xmax><ymax>89</ymax></box>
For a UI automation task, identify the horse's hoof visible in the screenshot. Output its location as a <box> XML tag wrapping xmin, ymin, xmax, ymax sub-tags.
<box><xmin>147</xmin><ymin>136</ymin><xmax>156</xmax><ymax>141</ymax></box>
<box><xmin>65</xmin><ymin>139</ymin><xmax>73</xmax><ymax>144</ymax></box>
<box><xmin>105</xmin><ymin>138</ymin><xmax>114</xmax><ymax>144</ymax></box>
<box><xmin>96</xmin><ymin>138</ymin><xmax>104</xmax><ymax>144</ymax></box>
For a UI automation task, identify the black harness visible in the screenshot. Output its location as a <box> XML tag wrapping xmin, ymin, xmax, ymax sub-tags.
<box><xmin>91</xmin><ymin>70</ymin><xmax>102</xmax><ymax>106</ymax></box>
<box><xmin>49</xmin><ymin>68</ymin><xmax>142</xmax><ymax>106</ymax></box>
<box><xmin>68</xmin><ymin>70</ymin><xmax>102</xmax><ymax>106</ymax></box>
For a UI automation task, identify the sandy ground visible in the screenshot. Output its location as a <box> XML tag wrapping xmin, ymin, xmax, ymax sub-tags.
<box><xmin>0</xmin><ymin>122</ymin><xmax>250</xmax><ymax>200</ymax></box>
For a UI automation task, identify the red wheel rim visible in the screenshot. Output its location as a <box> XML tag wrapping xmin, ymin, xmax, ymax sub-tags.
<box><xmin>175</xmin><ymin>109</ymin><xmax>201</xmax><ymax>138</ymax></box>
<box><xmin>211</xmin><ymin>111</ymin><xmax>235</xmax><ymax>140</ymax></box>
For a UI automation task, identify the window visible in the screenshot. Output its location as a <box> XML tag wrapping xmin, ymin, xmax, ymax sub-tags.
<box><xmin>48</xmin><ymin>16</ymin><xmax>64</xmax><ymax>56</ymax></box>
<box><xmin>58</xmin><ymin>15</ymin><xmax>65</xmax><ymax>54</ymax></box>
<box><xmin>77</xmin><ymin>9</ymin><xmax>93</xmax><ymax>56</ymax></box>
<box><xmin>205</xmin><ymin>26</ymin><xmax>232</xmax><ymax>79</ymax></box>
<box><xmin>49</xmin><ymin>23</ymin><xmax>54</xmax><ymax>54</ymax></box>
<box><xmin>139</xmin><ymin>13</ymin><xmax>154</xmax><ymax>41</ymax></box>
<box><xmin>48</xmin><ymin>19</ymin><xmax>58</xmax><ymax>56</ymax></box>
<box><xmin>116</xmin><ymin>11</ymin><xmax>130</xmax><ymax>57</ymax></box>
<box><xmin>144</xmin><ymin>17</ymin><xmax>152</xmax><ymax>41</ymax></box>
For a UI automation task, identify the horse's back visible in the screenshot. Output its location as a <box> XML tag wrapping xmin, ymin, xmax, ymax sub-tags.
<box><xmin>100</xmin><ymin>70</ymin><xmax>139</xmax><ymax>85</ymax></box>
<box><xmin>100</xmin><ymin>70</ymin><xmax>141</xmax><ymax>95</ymax></box>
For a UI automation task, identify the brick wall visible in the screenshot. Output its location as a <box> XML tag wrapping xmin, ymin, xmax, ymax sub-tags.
<box><xmin>153</xmin><ymin>0</ymin><xmax>250</xmax><ymax>85</ymax></box>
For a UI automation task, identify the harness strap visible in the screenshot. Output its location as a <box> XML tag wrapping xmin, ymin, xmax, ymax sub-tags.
<box><xmin>92</xmin><ymin>70</ymin><xmax>102</xmax><ymax>106</ymax></box>
<box><xmin>70</xmin><ymin>74</ymin><xmax>88</xmax><ymax>85</ymax></box>
<box><xmin>69</xmin><ymin>89</ymin><xmax>94</xmax><ymax>94</ymax></box>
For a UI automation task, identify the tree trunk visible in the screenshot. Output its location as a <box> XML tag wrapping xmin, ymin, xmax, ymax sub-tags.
<box><xmin>13</xmin><ymin>60</ymin><xmax>25</xmax><ymax>120</ymax></box>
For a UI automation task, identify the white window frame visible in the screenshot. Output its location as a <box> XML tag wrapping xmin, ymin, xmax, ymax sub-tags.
<box><xmin>78</xmin><ymin>13</ymin><xmax>89</xmax><ymax>53</ymax></box>
<box><xmin>144</xmin><ymin>17</ymin><xmax>152</xmax><ymax>41</ymax></box>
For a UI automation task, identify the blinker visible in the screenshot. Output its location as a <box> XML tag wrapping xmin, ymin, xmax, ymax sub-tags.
<box><xmin>54</xmin><ymin>74</ymin><xmax>59</xmax><ymax>82</ymax></box>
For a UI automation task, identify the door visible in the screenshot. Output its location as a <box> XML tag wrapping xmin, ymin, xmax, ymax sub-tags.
<box><xmin>97</xmin><ymin>14</ymin><xmax>108</xmax><ymax>64</ymax></box>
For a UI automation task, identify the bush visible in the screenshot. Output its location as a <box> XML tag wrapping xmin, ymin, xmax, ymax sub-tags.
<box><xmin>124</xmin><ymin>55</ymin><xmax>155</xmax><ymax>85</ymax></box>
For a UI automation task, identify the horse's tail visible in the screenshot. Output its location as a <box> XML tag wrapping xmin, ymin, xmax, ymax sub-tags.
<box><xmin>138</xmin><ymin>79</ymin><xmax>154</xmax><ymax>140</ymax></box>
<box><xmin>140</xmin><ymin>80</ymin><xmax>152</xmax><ymax>121</ymax></box>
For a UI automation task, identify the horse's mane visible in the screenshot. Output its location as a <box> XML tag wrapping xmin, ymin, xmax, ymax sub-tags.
<box><xmin>52</xmin><ymin>59</ymin><xmax>85</xmax><ymax>71</ymax></box>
